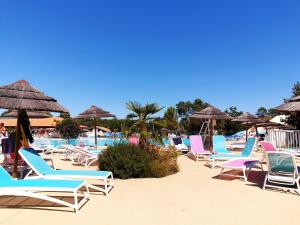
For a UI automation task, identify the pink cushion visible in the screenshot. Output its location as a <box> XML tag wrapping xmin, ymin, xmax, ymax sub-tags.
<box><xmin>190</xmin><ymin>135</ymin><xmax>209</xmax><ymax>154</ymax></box>
<box><xmin>221</xmin><ymin>159</ymin><xmax>259</xmax><ymax>168</ymax></box>
<box><xmin>260</xmin><ymin>141</ymin><xmax>277</xmax><ymax>152</ymax></box>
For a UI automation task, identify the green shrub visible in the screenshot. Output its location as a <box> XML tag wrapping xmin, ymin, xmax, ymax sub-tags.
<box><xmin>146</xmin><ymin>148</ymin><xmax>179</xmax><ymax>178</ymax></box>
<box><xmin>55</xmin><ymin>118</ymin><xmax>81</xmax><ymax>140</ymax></box>
<box><xmin>98</xmin><ymin>143</ymin><xmax>151</xmax><ymax>179</ymax></box>
<box><xmin>98</xmin><ymin>143</ymin><xmax>179</xmax><ymax>179</ymax></box>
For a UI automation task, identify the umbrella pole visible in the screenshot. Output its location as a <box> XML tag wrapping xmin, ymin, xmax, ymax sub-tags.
<box><xmin>255</xmin><ymin>125</ymin><xmax>259</xmax><ymax>138</ymax></box>
<box><xmin>245</xmin><ymin>123</ymin><xmax>248</xmax><ymax>142</ymax></box>
<box><xmin>209</xmin><ymin>119</ymin><xmax>213</xmax><ymax>150</ymax></box>
<box><xmin>94</xmin><ymin>117</ymin><xmax>97</xmax><ymax>149</ymax></box>
<box><xmin>12</xmin><ymin>110</ymin><xmax>21</xmax><ymax>178</ymax></box>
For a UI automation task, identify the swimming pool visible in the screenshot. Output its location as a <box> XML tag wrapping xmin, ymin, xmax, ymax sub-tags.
<box><xmin>33</xmin><ymin>137</ymin><xmax>191</xmax><ymax>147</ymax></box>
<box><xmin>33</xmin><ymin>137</ymin><xmax>124</xmax><ymax>147</ymax></box>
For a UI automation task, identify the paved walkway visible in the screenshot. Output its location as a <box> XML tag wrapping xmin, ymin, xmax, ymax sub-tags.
<box><xmin>0</xmin><ymin>154</ymin><xmax>299</xmax><ymax>225</ymax></box>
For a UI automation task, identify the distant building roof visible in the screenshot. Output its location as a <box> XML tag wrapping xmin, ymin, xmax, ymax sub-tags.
<box><xmin>95</xmin><ymin>126</ymin><xmax>111</xmax><ymax>132</ymax></box>
<box><xmin>0</xmin><ymin>117</ymin><xmax>63</xmax><ymax>128</ymax></box>
<box><xmin>270</xmin><ymin>115</ymin><xmax>288</xmax><ymax>125</ymax></box>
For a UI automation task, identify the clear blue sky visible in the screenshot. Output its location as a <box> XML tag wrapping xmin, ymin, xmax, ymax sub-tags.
<box><xmin>0</xmin><ymin>0</ymin><xmax>299</xmax><ymax>118</ymax></box>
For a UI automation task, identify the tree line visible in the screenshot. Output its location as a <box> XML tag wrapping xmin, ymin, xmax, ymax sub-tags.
<box><xmin>56</xmin><ymin>81</ymin><xmax>300</xmax><ymax>138</ymax></box>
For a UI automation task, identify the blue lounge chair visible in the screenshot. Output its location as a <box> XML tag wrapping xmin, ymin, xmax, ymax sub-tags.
<box><xmin>0</xmin><ymin>166</ymin><xmax>89</xmax><ymax>213</ymax></box>
<box><xmin>263</xmin><ymin>152</ymin><xmax>300</xmax><ymax>195</ymax></box>
<box><xmin>209</xmin><ymin>138</ymin><xmax>257</xmax><ymax>169</ymax></box>
<box><xmin>212</xmin><ymin>135</ymin><xmax>231</xmax><ymax>154</ymax></box>
<box><xmin>19</xmin><ymin>148</ymin><xmax>114</xmax><ymax>195</ymax></box>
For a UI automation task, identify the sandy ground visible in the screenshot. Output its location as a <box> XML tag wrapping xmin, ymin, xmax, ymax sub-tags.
<box><xmin>0</xmin><ymin>151</ymin><xmax>299</xmax><ymax>225</ymax></box>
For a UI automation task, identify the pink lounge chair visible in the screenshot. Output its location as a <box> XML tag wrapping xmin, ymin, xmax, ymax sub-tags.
<box><xmin>260</xmin><ymin>141</ymin><xmax>277</xmax><ymax>152</ymax></box>
<box><xmin>188</xmin><ymin>135</ymin><xmax>211</xmax><ymax>162</ymax></box>
<box><xmin>218</xmin><ymin>158</ymin><xmax>263</xmax><ymax>182</ymax></box>
<box><xmin>260</xmin><ymin>141</ymin><xmax>300</xmax><ymax>160</ymax></box>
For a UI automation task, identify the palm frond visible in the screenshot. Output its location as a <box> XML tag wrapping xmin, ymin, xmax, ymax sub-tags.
<box><xmin>126</xmin><ymin>101</ymin><xmax>143</xmax><ymax>115</ymax></box>
<box><xmin>126</xmin><ymin>113</ymin><xmax>138</xmax><ymax>119</ymax></box>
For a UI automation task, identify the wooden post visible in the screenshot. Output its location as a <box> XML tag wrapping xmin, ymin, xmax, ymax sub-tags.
<box><xmin>94</xmin><ymin>117</ymin><xmax>97</xmax><ymax>149</ymax></box>
<box><xmin>12</xmin><ymin>110</ymin><xmax>21</xmax><ymax>178</ymax></box>
<box><xmin>255</xmin><ymin>125</ymin><xmax>259</xmax><ymax>139</ymax></box>
<box><xmin>209</xmin><ymin>119</ymin><xmax>213</xmax><ymax>150</ymax></box>
<box><xmin>245</xmin><ymin>123</ymin><xmax>248</xmax><ymax>141</ymax></box>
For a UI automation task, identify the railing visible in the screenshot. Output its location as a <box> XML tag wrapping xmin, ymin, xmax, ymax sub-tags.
<box><xmin>265</xmin><ymin>130</ymin><xmax>300</xmax><ymax>149</ymax></box>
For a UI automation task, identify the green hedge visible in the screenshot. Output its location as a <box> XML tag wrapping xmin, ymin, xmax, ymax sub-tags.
<box><xmin>98</xmin><ymin>143</ymin><xmax>179</xmax><ymax>179</ymax></box>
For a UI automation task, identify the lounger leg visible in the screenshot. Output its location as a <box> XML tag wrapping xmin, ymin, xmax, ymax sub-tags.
<box><xmin>244</xmin><ymin>169</ymin><xmax>248</xmax><ymax>182</ymax></box>
<box><xmin>88</xmin><ymin>158</ymin><xmax>98</xmax><ymax>168</ymax></box>
<box><xmin>219</xmin><ymin>168</ymin><xmax>224</xmax><ymax>177</ymax></box>
<box><xmin>259</xmin><ymin>162</ymin><xmax>264</xmax><ymax>171</ymax></box>
<box><xmin>50</xmin><ymin>159</ymin><xmax>54</xmax><ymax>168</ymax></box>
<box><xmin>212</xmin><ymin>159</ymin><xmax>215</xmax><ymax>169</ymax></box>
<box><xmin>263</xmin><ymin>174</ymin><xmax>268</xmax><ymax>190</ymax></box>
<box><xmin>74</xmin><ymin>191</ymin><xmax>78</xmax><ymax>214</ymax></box>
<box><xmin>24</xmin><ymin>169</ymin><xmax>34</xmax><ymax>179</ymax></box>
<box><xmin>296</xmin><ymin>179</ymin><xmax>300</xmax><ymax>196</ymax></box>
<box><xmin>110</xmin><ymin>173</ymin><xmax>115</xmax><ymax>187</ymax></box>
<box><xmin>104</xmin><ymin>178</ymin><xmax>108</xmax><ymax>196</ymax></box>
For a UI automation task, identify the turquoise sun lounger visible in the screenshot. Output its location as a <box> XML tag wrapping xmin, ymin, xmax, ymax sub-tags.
<box><xmin>0</xmin><ymin>166</ymin><xmax>89</xmax><ymax>213</ymax></box>
<box><xmin>209</xmin><ymin>138</ymin><xmax>257</xmax><ymax>169</ymax></box>
<box><xmin>19</xmin><ymin>148</ymin><xmax>114</xmax><ymax>195</ymax></box>
<box><xmin>213</xmin><ymin>135</ymin><xmax>231</xmax><ymax>154</ymax></box>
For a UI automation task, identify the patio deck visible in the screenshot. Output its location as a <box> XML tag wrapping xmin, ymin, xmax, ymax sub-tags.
<box><xmin>0</xmin><ymin>153</ymin><xmax>299</xmax><ymax>225</ymax></box>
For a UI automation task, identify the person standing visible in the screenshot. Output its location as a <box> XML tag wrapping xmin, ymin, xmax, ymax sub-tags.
<box><xmin>0</xmin><ymin>123</ymin><xmax>7</xmax><ymax>146</ymax></box>
<box><xmin>0</xmin><ymin>123</ymin><xmax>7</xmax><ymax>137</ymax></box>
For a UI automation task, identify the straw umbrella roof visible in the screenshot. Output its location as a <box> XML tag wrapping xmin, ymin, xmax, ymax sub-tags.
<box><xmin>76</xmin><ymin>105</ymin><xmax>115</xmax><ymax>119</ymax></box>
<box><xmin>2</xmin><ymin>110</ymin><xmax>51</xmax><ymax>118</ymax></box>
<box><xmin>290</xmin><ymin>95</ymin><xmax>300</xmax><ymax>102</ymax></box>
<box><xmin>0</xmin><ymin>80</ymin><xmax>68</xmax><ymax>113</ymax></box>
<box><xmin>76</xmin><ymin>105</ymin><xmax>115</xmax><ymax>148</ymax></box>
<box><xmin>275</xmin><ymin>95</ymin><xmax>300</xmax><ymax>112</ymax></box>
<box><xmin>232</xmin><ymin>112</ymin><xmax>264</xmax><ymax>124</ymax></box>
<box><xmin>190</xmin><ymin>105</ymin><xmax>232</xmax><ymax>120</ymax></box>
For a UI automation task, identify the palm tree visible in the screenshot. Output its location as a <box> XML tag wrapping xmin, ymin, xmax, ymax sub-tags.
<box><xmin>163</xmin><ymin>107</ymin><xmax>179</xmax><ymax>132</ymax></box>
<box><xmin>126</xmin><ymin>101</ymin><xmax>165</xmax><ymax>148</ymax></box>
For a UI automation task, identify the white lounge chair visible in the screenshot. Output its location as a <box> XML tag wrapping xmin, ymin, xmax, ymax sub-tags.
<box><xmin>63</xmin><ymin>145</ymin><xmax>101</xmax><ymax>167</ymax></box>
<box><xmin>0</xmin><ymin>166</ymin><xmax>89</xmax><ymax>213</ymax></box>
<box><xmin>263</xmin><ymin>152</ymin><xmax>300</xmax><ymax>195</ymax></box>
<box><xmin>170</xmin><ymin>137</ymin><xmax>189</xmax><ymax>153</ymax></box>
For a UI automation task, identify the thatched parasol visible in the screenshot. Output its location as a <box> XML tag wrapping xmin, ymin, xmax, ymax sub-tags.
<box><xmin>2</xmin><ymin>110</ymin><xmax>51</xmax><ymax>118</ymax></box>
<box><xmin>76</xmin><ymin>105</ymin><xmax>115</xmax><ymax>148</ymax></box>
<box><xmin>232</xmin><ymin>112</ymin><xmax>264</xmax><ymax>140</ymax></box>
<box><xmin>190</xmin><ymin>105</ymin><xmax>232</xmax><ymax>120</ymax></box>
<box><xmin>275</xmin><ymin>95</ymin><xmax>300</xmax><ymax>112</ymax></box>
<box><xmin>0</xmin><ymin>80</ymin><xmax>68</xmax><ymax>177</ymax></box>
<box><xmin>190</xmin><ymin>105</ymin><xmax>232</xmax><ymax>149</ymax></box>
<box><xmin>232</xmin><ymin>112</ymin><xmax>264</xmax><ymax>123</ymax></box>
